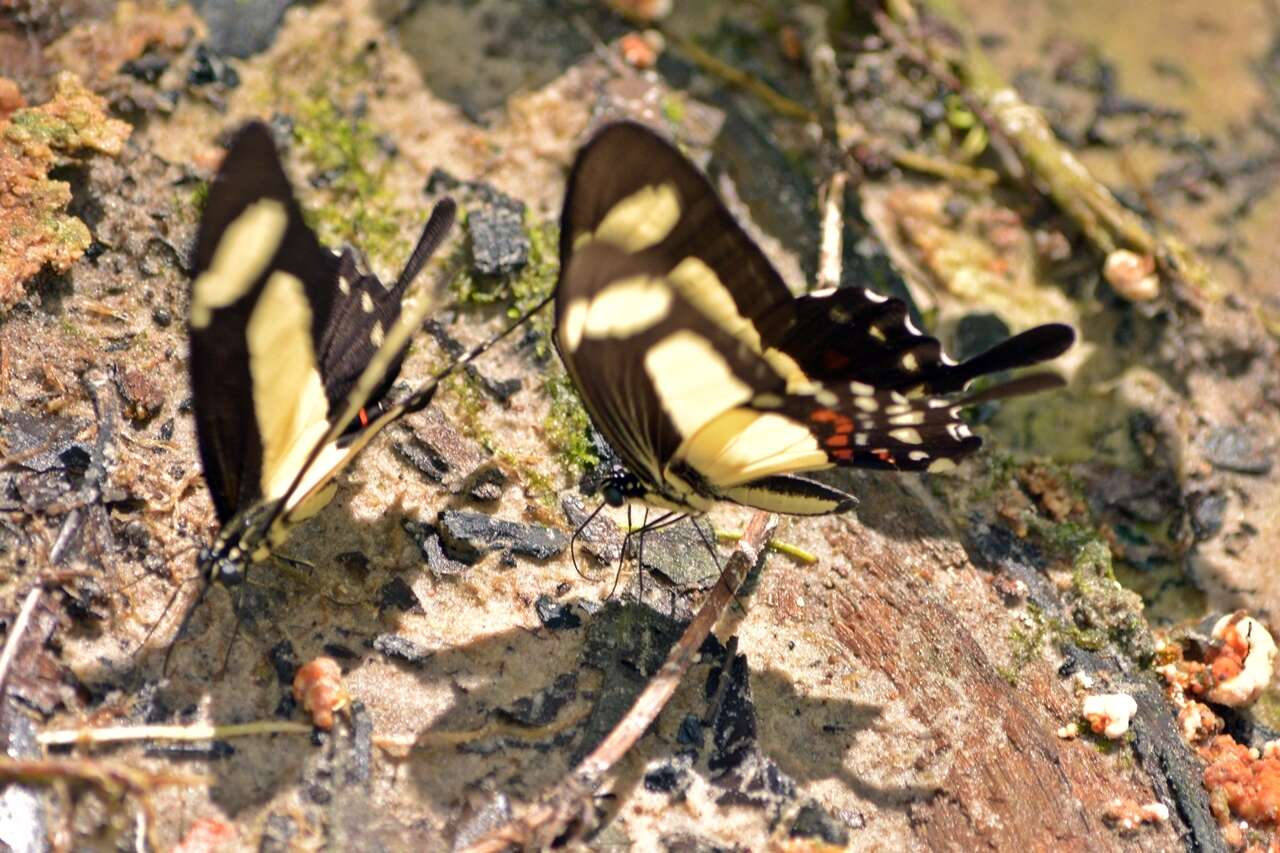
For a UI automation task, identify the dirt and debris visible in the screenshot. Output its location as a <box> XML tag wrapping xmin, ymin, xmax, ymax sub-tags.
<box><xmin>1</xmin><ymin>0</ymin><xmax>1279</xmax><ymax>849</ymax></box>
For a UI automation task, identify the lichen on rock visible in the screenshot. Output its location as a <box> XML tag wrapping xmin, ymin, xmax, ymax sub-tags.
<box><xmin>0</xmin><ymin>72</ymin><xmax>131</xmax><ymax>312</ymax></box>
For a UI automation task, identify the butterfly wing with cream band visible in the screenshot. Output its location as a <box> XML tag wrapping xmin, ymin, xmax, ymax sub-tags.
<box><xmin>189</xmin><ymin>121</ymin><xmax>455</xmax><ymax>573</ymax></box>
<box><xmin>554</xmin><ymin>121</ymin><xmax>1074</xmax><ymax>515</ymax></box>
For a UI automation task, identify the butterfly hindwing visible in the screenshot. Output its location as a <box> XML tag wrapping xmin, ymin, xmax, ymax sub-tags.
<box><xmin>764</xmin><ymin>287</ymin><xmax>1074</xmax><ymax>394</ymax></box>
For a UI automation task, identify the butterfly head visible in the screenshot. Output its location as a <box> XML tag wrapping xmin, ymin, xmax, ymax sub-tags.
<box><xmin>599</xmin><ymin>465</ymin><xmax>646</xmax><ymax>508</ymax></box>
<box><xmin>198</xmin><ymin>538</ymin><xmax>249</xmax><ymax>587</ymax></box>
<box><xmin>198</xmin><ymin>504</ymin><xmax>277</xmax><ymax>587</ymax></box>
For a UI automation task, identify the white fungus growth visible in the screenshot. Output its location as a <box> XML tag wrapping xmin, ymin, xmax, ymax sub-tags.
<box><xmin>1082</xmin><ymin>693</ymin><xmax>1138</xmax><ymax>739</ymax></box>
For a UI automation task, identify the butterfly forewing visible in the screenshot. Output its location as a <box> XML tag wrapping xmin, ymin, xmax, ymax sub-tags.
<box><xmin>190</xmin><ymin>120</ymin><xmax>455</xmax><ymax>546</ymax></box>
<box><xmin>560</xmin><ymin>122</ymin><xmax>795</xmax><ymax>340</ymax></box>
<box><xmin>190</xmin><ymin>122</ymin><xmax>343</xmax><ymax>521</ymax></box>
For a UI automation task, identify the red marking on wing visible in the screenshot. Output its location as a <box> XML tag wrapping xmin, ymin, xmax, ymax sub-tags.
<box><xmin>811</xmin><ymin>409</ymin><xmax>838</xmax><ymax>423</ymax></box>
<box><xmin>822</xmin><ymin>349</ymin><xmax>852</xmax><ymax>371</ymax></box>
<box><xmin>358</xmin><ymin>408</ymin><xmax>370</xmax><ymax>428</ymax></box>
<box><xmin>872</xmin><ymin>448</ymin><xmax>895</xmax><ymax>464</ymax></box>
<box><xmin>827</xmin><ymin>434</ymin><xmax>849</xmax><ymax>448</ymax></box>
<box><xmin>832</xmin><ymin>448</ymin><xmax>854</xmax><ymax>461</ymax></box>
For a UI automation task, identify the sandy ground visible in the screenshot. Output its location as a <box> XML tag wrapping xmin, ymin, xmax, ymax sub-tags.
<box><xmin>2</xmin><ymin>1</ymin><xmax>1280</xmax><ymax>850</ymax></box>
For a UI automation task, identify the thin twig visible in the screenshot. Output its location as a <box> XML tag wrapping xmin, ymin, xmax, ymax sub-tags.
<box><xmin>38</xmin><ymin>719</ymin><xmax>313</xmax><ymax>748</ymax></box>
<box><xmin>0</xmin><ymin>587</ymin><xmax>42</xmax><ymax>699</ymax></box>
<box><xmin>797</xmin><ymin>5</ymin><xmax>852</xmax><ymax>293</ymax></box>
<box><xmin>377</xmin><ymin>703</ymin><xmax>594</xmax><ymax>753</ymax></box>
<box><xmin>715</xmin><ymin>528</ymin><xmax>816</xmax><ymax>564</ymax></box>
<box><xmin>0</xmin><ymin>756</ymin><xmax>202</xmax><ymax>794</ymax></box>
<box><xmin>633</xmin><ymin>16</ymin><xmax>816</xmax><ymax>123</ymax></box>
<box><xmin>889</xmin><ymin>148</ymin><xmax>998</xmax><ymax>185</ymax></box>
<box><xmin>460</xmin><ymin>511</ymin><xmax>778</xmax><ymax>852</ymax></box>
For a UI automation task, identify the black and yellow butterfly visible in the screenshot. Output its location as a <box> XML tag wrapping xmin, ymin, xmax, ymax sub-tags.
<box><xmin>187</xmin><ymin>121</ymin><xmax>455</xmax><ymax>593</ymax></box>
<box><xmin>555</xmin><ymin>121</ymin><xmax>1075</xmax><ymax>516</ymax></box>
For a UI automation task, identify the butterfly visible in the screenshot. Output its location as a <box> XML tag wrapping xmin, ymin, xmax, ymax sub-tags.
<box><xmin>554</xmin><ymin>121</ymin><xmax>1075</xmax><ymax>516</ymax></box>
<box><xmin>187</xmin><ymin>120</ymin><xmax>455</xmax><ymax>593</ymax></box>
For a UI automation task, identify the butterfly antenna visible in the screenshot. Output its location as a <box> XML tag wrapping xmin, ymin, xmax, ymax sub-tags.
<box><xmin>159</xmin><ymin>576</ymin><xmax>211</xmax><ymax>676</ymax></box>
<box><xmin>569</xmin><ymin>500</ymin><xmax>608</xmax><ymax>581</ymax></box>
<box><xmin>399</xmin><ymin>289</ymin><xmax>557</xmax><ymax>413</ymax></box>
<box><xmin>395</xmin><ymin>198</ymin><xmax>458</xmax><ymax>293</ymax></box>
<box><xmin>636</xmin><ymin>507</ymin><xmax>650</xmax><ymax>602</ymax></box>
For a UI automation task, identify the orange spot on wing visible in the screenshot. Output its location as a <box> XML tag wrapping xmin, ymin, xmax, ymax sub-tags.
<box><xmin>811</xmin><ymin>409</ymin><xmax>838</xmax><ymax>423</ymax></box>
<box><xmin>872</xmin><ymin>448</ymin><xmax>895</xmax><ymax>464</ymax></box>
<box><xmin>834</xmin><ymin>418</ymin><xmax>854</xmax><ymax>434</ymax></box>
<box><xmin>358</xmin><ymin>408</ymin><xmax>369</xmax><ymax>428</ymax></box>
<box><xmin>831</xmin><ymin>448</ymin><xmax>854</xmax><ymax>461</ymax></box>
<box><xmin>827</xmin><ymin>434</ymin><xmax>849</xmax><ymax>448</ymax></box>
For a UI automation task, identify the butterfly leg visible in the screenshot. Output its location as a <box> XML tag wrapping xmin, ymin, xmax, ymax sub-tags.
<box><xmin>156</xmin><ymin>577</ymin><xmax>208</xmax><ymax>676</ymax></box>
<box><xmin>687</xmin><ymin>518</ymin><xmax>748</xmax><ymax>615</ymax></box>
<box><xmin>625</xmin><ymin>511</ymin><xmax>687</xmax><ymax>605</ymax></box>
<box><xmin>568</xmin><ymin>500</ymin><xmax>609</xmax><ymax>581</ymax></box>
<box><xmin>220</xmin><ymin>585</ymin><xmax>245</xmax><ymax>677</ymax></box>
<box><xmin>610</xmin><ymin>504</ymin><xmax>638</xmax><ymax>601</ymax></box>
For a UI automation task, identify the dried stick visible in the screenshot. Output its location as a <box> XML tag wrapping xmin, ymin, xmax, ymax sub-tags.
<box><xmin>460</xmin><ymin>511</ymin><xmax>778</xmax><ymax>852</ymax></box>
<box><xmin>816</xmin><ymin>170</ymin><xmax>849</xmax><ymax>291</ymax></box>
<box><xmin>0</xmin><ymin>587</ymin><xmax>42</xmax><ymax>699</ymax></box>
<box><xmin>0</xmin><ymin>756</ymin><xmax>202</xmax><ymax>794</ymax></box>
<box><xmin>795</xmin><ymin>5</ymin><xmax>853</xmax><ymax>295</ymax></box>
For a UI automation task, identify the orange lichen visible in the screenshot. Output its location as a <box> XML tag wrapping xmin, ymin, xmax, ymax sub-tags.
<box><xmin>1177</xmin><ymin>700</ymin><xmax>1223</xmax><ymax>744</ymax></box>
<box><xmin>1081</xmin><ymin>693</ymin><xmax>1137</xmax><ymax>739</ymax></box>
<box><xmin>1016</xmin><ymin>460</ymin><xmax>1085</xmax><ymax>523</ymax></box>
<box><xmin>293</xmin><ymin>657</ymin><xmax>350</xmax><ymax>731</ymax></box>
<box><xmin>0</xmin><ymin>72</ymin><xmax>130</xmax><ymax>312</ymax></box>
<box><xmin>1202</xmin><ymin>736</ymin><xmax>1280</xmax><ymax>827</ymax></box>
<box><xmin>0</xmin><ymin>78</ymin><xmax>24</xmax><ymax>119</ymax></box>
<box><xmin>605</xmin><ymin>0</ymin><xmax>672</xmax><ymax>22</ymax></box>
<box><xmin>1103</xmin><ymin>249</ymin><xmax>1159</xmax><ymax>302</ymax></box>
<box><xmin>1158</xmin><ymin>614</ymin><xmax>1276</xmax><ymax>715</ymax></box>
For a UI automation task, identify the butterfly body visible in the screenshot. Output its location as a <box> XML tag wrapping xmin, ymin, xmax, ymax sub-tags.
<box><xmin>189</xmin><ymin>121</ymin><xmax>455</xmax><ymax>587</ymax></box>
<box><xmin>555</xmin><ymin>122</ymin><xmax>1075</xmax><ymax>517</ymax></box>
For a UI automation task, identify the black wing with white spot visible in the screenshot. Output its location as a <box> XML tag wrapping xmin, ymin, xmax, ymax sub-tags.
<box><xmin>560</xmin><ymin>121</ymin><xmax>795</xmax><ymax>332</ymax></box>
<box><xmin>556</xmin><ymin>239</ymin><xmax>786</xmax><ymax>493</ymax></box>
